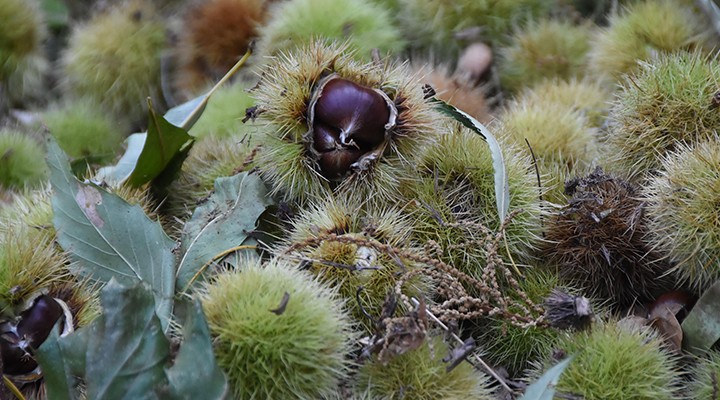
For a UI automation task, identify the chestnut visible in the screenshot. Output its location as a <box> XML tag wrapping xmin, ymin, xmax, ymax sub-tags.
<box><xmin>0</xmin><ymin>295</ymin><xmax>65</xmax><ymax>376</ymax></box>
<box><xmin>17</xmin><ymin>295</ymin><xmax>64</xmax><ymax>349</ymax></box>
<box><xmin>313</xmin><ymin>78</ymin><xmax>390</xmax><ymax>148</ymax></box>
<box><xmin>318</xmin><ymin>148</ymin><xmax>364</xmax><ymax>180</ymax></box>
<box><xmin>309</xmin><ymin>76</ymin><xmax>396</xmax><ymax>181</ymax></box>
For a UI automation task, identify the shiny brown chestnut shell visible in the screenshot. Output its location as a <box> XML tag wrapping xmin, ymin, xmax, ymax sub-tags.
<box><xmin>307</xmin><ymin>75</ymin><xmax>397</xmax><ymax>181</ymax></box>
<box><xmin>0</xmin><ymin>295</ymin><xmax>72</xmax><ymax>378</ymax></box>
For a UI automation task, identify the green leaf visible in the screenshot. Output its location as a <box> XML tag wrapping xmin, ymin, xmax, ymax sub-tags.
<box><xmin>40</xmin><ymin>0</ymin><xmax>69</xmax><ymax>29</ymax></box>
<box><xmin>94</xmin><ymin>49</ymin><xmax>253</xmax><ymax>187</ymax></box>
<box><xmin>85</xmin><ymin>279</ymin><xmax>170</xmax><ymax>400</ymax></box>
<box><xmin>127</xmin><ymin>100</ymin><xmax>195</xmax><ymax>187</ymax></box>
<box><xmin>682</xmin><ymin>281</ymin><xmax>720</xmax><ymax>353</ymax></box>
<box><xmin>176</xmin><ymin>172</ymin><xmax>273</xmax><ymax>292</ymax></box>
<box><xmin>165</xmin><ymin>95</ymin><xmax>210</xmax><ymax>130</ymax></box>
<box><xmin>163</xmin><ymin>300</ymin><xmax>229</xmax><ymax>399</ymax></box>
<box><xmin>48</xmin><ymin>138</ymin><xmax>175</xmax><ymax>329</ymax></box>
<box><xmin>95</xmin><ymin>133</ymin><xmax>146</xmax><ymax>186</ymax></box>
<box><xmin>519</xmin><ymin>356</ymin><xmax>574</xmax><ymax>400</ymax></box>
<box><xmin>432</xmin><ymin>98</ymin><xmax>510</xmax><ymax>223</ymax></box>
<box><xmin>36</xmin><ymin>323</ymin><xmax>83</xmax><ymax>400</ymax></box>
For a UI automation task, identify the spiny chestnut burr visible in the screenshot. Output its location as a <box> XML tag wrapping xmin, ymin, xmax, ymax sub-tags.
<box><xmin>0</xmin><ymin>295</ymin><xmax>66</xmax><ymax>376</ymax></box>
<box><xmin>252</xmin><ymin>40</ymin><xmax>440</xmax><ymax>204</ymax></box>
<box><xmin>543</xmin><ymin>167</ymin><xmax>670</xmax><ymax>308</ymax></box>
<box><xmin>308</xmin><ymin>75</ymin><xmax>396</xmax><ymax>181</ymax></box>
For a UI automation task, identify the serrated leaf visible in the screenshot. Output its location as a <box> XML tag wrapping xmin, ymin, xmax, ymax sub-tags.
<box><xmin>95</xmin><ymin>133</ymin><xmax>146</xmax><ymax>186</ymax></box>
<box><xmin>519</xmin><ymin>356</ymin><xmax>574</xmax><ymax>400</ymax></box>
<box><xmin>432</xmin><ymin>98</ymin><xmax>510</xmax><ymax>222</ymax></box>
<box><xmin>164</xmin><ymin>300</ymin><xmax>229</xmax><ymax>400</ymax></box>
<box><xmin>682</xmin><ymin>281</ymin><xmax>720</xmax><ymax>353</ymax></box>
<box><xmin>176</xmin><ymin>172</ymin><xmax>273</xmax><ymax>292</ymax></box>
<box><xmin>48</xmin><ymin>139</ymin><xmax>175</xmax><ymax>329</ymax></box>
<box><xmin>127</xmin><ymin>100</ymin><xmax>195</xmax><ymax>187</ymax></box>
<box><xmin>85</xmin><ymin>279</ymin><xmax>170</xmax><ymax>400</ymax></box>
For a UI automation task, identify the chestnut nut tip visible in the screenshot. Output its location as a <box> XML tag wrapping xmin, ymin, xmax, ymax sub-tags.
<box><xmin>308</xmin><ymin>75</ymin><xmax>397</xmax><ymax>181</ymax></box>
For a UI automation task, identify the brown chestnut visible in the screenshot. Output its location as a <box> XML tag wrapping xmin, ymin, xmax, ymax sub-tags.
<box><xmin>313</xmin><ymin>78</ymin><xmax>389</xmax><ymax>149</ymax></box>
<box><xmin>17</xmin><ymin>295</ymin><xmax>64</xmax><ymax>349</ymax></box>
<box><xmin>0</xmin><ymin>295</ymin><xmax>65</xmax><ymax>376</ymax></box>
<box><xmin>318</xmin><ymin>148</ymin><xmax>364</xmax><ymax>180</ymax></box>
<box><xmin>313</xmin><ymin>123</ymin><xmax>341</xmax><ymax>152</ymax></box>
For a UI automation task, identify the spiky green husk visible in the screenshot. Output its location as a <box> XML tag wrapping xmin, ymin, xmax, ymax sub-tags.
<box><xmin>687</xmin><ymin>351</ymin><xmax>720</xmax><ymax>399</ymax></box>
<box><xmin>163</xmin><ymin>134</ymin><xmax>262</xmax><ymax>224</ymax></box>
<box><xmin>518</xmin><ymin>79</ymin><xmax>610</xmax><ymax>129</ymax></box>
<box><xmin>189</xmin><ymin>82</ymin><xmax>258</xmax><ymax>139</ymax></box>
<box><xmin>499</xmin><ymin>19</ymin><xmax>592</xmax><ymax>93</ymax></box>
<box><xmin>0</xmin><ymin>129</ymin><xmax>47</xmax><ymax>190</ymax></box>
<box><xmin>406</xmin><ymin>125</ymin><xmax>542</xmax><ymax>275</ymax></box>
<box><xmin>252</xmin><ymin>40</ymin><xmax>440</xmax><ymax>204</ymax></box>
<box><xmin>0</xmin><ymin>185</ymin><xmax>53</xmax><ymax>232</ymax></box>
<box><xmin>481</xmin><ymin>269</ymin><xmax>562</xmax><ymax>375</ymax></box>
<box><xmin>397</xmin><ymin>0</ymin><xmax>553</xmax><ymax>57</ymax></box>
<box><xmin>0</xmin><ymin>223</ymin><xmax>69</xmax><ymax>315</ymax></box>
<box><xmin>257</xmin><ymin>0</ymin><xmax>405</xmax><ymax>60</ymax></box>
<box><xmin>199</xmin><ymin>257</ymin><xmax>354</xmax><ymax>400</ymax></box>
<box><xmin>357</xmin><ymin>335</ymin><xmax>493</xmax><ymax>400</ymax></box>
<box><xmin>587</xmin><ymin>0</ymin><xmax>708</xmax><ymax>82</ymax></box>
<box><xmin>644</xmin><ymin>139</ymin><xmax>720</xmax><ymax>290</ymax></box>
<box><xmin>42</xmin><ymin>99</ymin><xmax>125</xmax><ymax>164</ymax></box>
<box><xmin>534</xmin><ymin>321</ymin><xmax>679</xmax><ymax>400</ymax></box>
<box><xmin>62</xmin><ymin>1</ymin><xmax>166</xmax><ymax>124</ymax></box>
<box><xmin>543</xmin><ymin>168</ymin><xmax>668</xmax><ymax>307</ymax></box>
<box><xmin>0</xmin><ymin>0</ymin><xmax>46</xmax><ymax>103</ymax></box>
<box><xmin>500</xmin><ymin>100</ymin><xmax>598</xmax><ymax>174</ymax></box>
<box><xmin>604</xmin><ymin>51</ymin><xmax>720</xmax><ymax>177</ymax></box>
<box><xmin>499</xmin><ymin>98</ymin><xmax>598</xmax><ymax>203</ymax></box>
<box><xmin>281</xmin><ymin>195</ymin><xmax>430</xmax><ymax>331</ymax></box>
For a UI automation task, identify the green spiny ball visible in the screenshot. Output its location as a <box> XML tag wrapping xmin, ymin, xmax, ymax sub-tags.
<box><xmin>257</xmin><ymin>0</ymin><xmax>405</xmax><ymax>60</ymax></box>
<box><xmin>356</xmin><ymin>335</ymin><xmax>493</xmax><ymax>400</ymax></box>
<box><xmin>519</xmin><ymin>79</ymin><xmax>610</xmax><ymax>129</ymax></box>
<box><xmin>407</xmin><ymin>124</ymin><xmax>542</xmax><ymax>275</ymax></box>
<box><xmin>644</xmin><ymin>138</ymin><xmax>720</xmax><ymax>290</ymax></box>
<box><xmin>534</xmin><ymin>321</ymin><xmax>679</xmax><ymax>399</ymax></box>
<box><xmin>587</xmin><ymin>0</ymin><xmax>709</xmax><ymax>82</ymax></box>
<box><xmin>0</xmin><ymin>223</ymin><xmax>69</xmax><ymax>314</ymax></box>
<box><xmin>62</xmin><ymin>1</ymin><xmax>166</xmax><ymax>124</ymax></box>
<box><xmin>0</xmin><ymin>129</ymin><xmax>47</xmax><ymax>190</ymax></box>
<box><xmin>498</xmin><ymin>98</ymin><xmax>597</xmax><ymax>204</ymax></box>
<box><xmin>480</xmin><ymin>268</ymin><xmax>562</xmax><ymax>375</ymax></box>
<box><xmin>0</xmin><ymin>0</ymin><xmax>46</xmax><ymax>103</ymax></box>
<box><xmin>189</xmin><ymin>82</ymin><xmax>258</xmax><ymax>139</ymax></box>
<box><xmin>687</xmin><ymin>351</ymin><xmax>720</xmax><ymax>399</ymax></box>
<box><xmin>42</xmin><ymin>99</ymin><xmax>126</xmax><ymax>164</ymax></box>
<box><xmin>199</xmin><ymin>257</ymin><xmax>353</xmax><ymax>399</ymax></box>
<box><xmin>252</xmin><ymin>40</ymin><xmax>440</xmax><ymax>204</ymax></box>
<box><xmin>281</xmin><ymin>195</ymin><xmax>430</xmax><ymax>331</ymax></box>
<box><xmin>397</xmin><ymin>0</ymin><xmax>553</xmax><ymax>57</ymax></box>
<box><xmin>604</xmin><ymin>51</ymin><xmax>720</xmax><ymax>177</ymax></box>
<box><xmin>499</xmin><ymin>19</ymin><xmax>592</xmax><ymax>94</ymax></box>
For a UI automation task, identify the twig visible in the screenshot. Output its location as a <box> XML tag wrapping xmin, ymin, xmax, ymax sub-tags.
<box><xmin>411</xmin><ymin>297</ymin><xmax>514</xmax><ymax>394</ymax></box>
